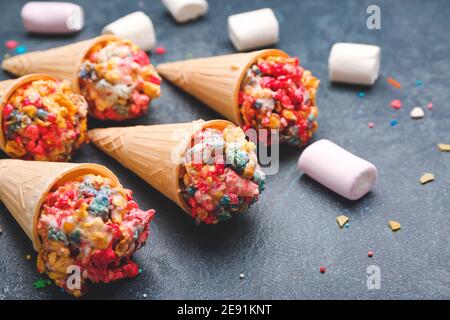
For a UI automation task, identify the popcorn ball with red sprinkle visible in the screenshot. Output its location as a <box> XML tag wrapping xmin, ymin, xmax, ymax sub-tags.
<box><xmin>36</xmin><ymin>174</ymin><xmax>154</xmax><ymax>297</ymax></box>
<box><xmin>79</xmin><ymin>39</ymin><xmax>161</xmax><ymax>121</ymax></box>
<box><xmin>179</xmin><ymin>125</ymin><xmax>265</xmax><ymax>224</ymax></box>
<box><xmin>2</xmin><ymin>78</ymin><xmax>88</xmax><ymax>161</ymax></box>
<box><xmin>239</xmin><ymin>55</ymin><xmax>319</xmax><ymax>146</ymax></box>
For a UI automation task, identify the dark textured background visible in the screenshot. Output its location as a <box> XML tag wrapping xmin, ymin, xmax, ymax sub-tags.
<box><xmin>0</xmin><ymin>0</ymin><xmax>449</xmax><ymax>300</ymax></box>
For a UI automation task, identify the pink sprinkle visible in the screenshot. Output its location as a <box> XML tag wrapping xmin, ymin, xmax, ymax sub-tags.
<box><xmin>5</xmin><ymin>40</ymin><xmax>18</xmax><ymax>49</ymax></box>
<box><xmin>427</xmin><ymin>102</ymin><xmax>433</xmax><ymax>110</ymax></box>
<box><xmin>155</xmin><ymin>47</ymin><xmax>166</xmax><ymax>55</ymax></box>
<box><xmin>390</xmin><ymin>99</ymin><xmax>402</xmax><ymax>109</ymax></box>
<box><xmin>368</xmin><ymin>251</ymin><xmax>373</xmax><ymax>258</ymax></box>
<box><xmin>368</xmin><ymin>122</ymin><xmax>374</xmax><ymax>128</ymax></box>
<box><xmin>320</xmin><ymin>266</ymin><xmax>326</xmax><ymax>274</ymax></box>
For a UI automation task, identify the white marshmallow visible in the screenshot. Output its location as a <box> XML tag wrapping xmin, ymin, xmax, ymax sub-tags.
<box><xmin>162</xmin><ymin>0</ymin><xmax>208</xmax><ymax>23</ymax></box>
<box><xmin>21</xmin><ymin>2</ymin><xmax>84</xmax><ymax>34</ymax></box>
<box><xmin>328</xmin><ymin>43</ymin><xmax>381</xmax><ymax>85</ymax></box>
<box><xmin>298</xmin><ymin>139</ymin><xmax>377</xmax><ymax>201</ymax></box>
<box><xmin>101</xmin><ymin>11</ymin><xmax>156</xmax><ymax>51</ymax></box>
<box><xmin>228</xmin><ymin>8</ymin><xmax>279</xmax><ymax>51</ymax></box>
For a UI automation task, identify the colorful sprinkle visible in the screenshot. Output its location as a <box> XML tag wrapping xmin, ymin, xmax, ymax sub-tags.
<box><xmin>15</xmin><ymin>45</ymin><xmax>27</xmax><ymax>54</ymax></box>
<box><xmin>427</xmin><ymin>102</ymin><xmax>433</xmax><ymax>110</ymax></box>
<box><xmin>26</xmin><ymin>254</ymin><xmax>32</xmax><ymax>260</ymax></box>
<box><xmin>320</xmin><ymin>266</ymin><xmax>326</xmax><ymax>274</ymax></box>
<box><xmin>142</xmin><ymin>293</ymin><xmax>147</xmax><ymax>298</ymax></box>
<box><xmin>368</xmin><ymin>251</ymin><xmax>373</xmax><ymax>258</ymax></box>
<box><xmin>410</xmin><ymin>106</ymin><xmax>424</xmax><ymax>119</ymax></box>
<box><xmin>33</xmin><ymin>278</ymin><xmax>51</xmax><ymax>289</ymax></box>
<box><xmin>415</xmin><ymin>80</ymin><xmax>423</xmax><ymax>87</ymax></box>
<box><xmin>387</xmin><ymin>77</ymin><xmax>401</xmax><ymax>89</ymax></box>
<box><xmin>390</xmin><ymin>99</ymin><xmax>402</xmax><ymax>109</ymax></box>
<box><xmin>368</xmin><ymin>122</ymin><xmax>374</xmax><ymax>128</ymax></box>
<box><xmin>239</xmin><ymin>273</ymin><xmax>245</xmax><ymax>279</ymax></box>
<box><xmin>5</xmin><ymin>40</ymin><xmax>18</xmax><ymax>49</ymax></box>
<box><xmin>390</xmin><ymin>119</ymin><xmax>398</xmax><ymax>127</ymax></box>
<box><xmin>357</xmin><ymin>91</ymin><xmax>365</xmax><ymax>98</ymax></box>
<box><xmin>155</xmin><ymin>46</ymin><xmax>167</xmax><ymax>54</ymax></box>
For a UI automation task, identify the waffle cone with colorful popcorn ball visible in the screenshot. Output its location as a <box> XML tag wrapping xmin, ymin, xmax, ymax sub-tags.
<box><xmin>0</xmin><ymin>159</ymin><xmax>155</xmax><ymax>296</ymax></box>
<box><xmin>0</xmin><ymin>159</ymin><xmax>120</xmax><ymax>250</ymax></box>
<box><xmin>1</xmin><ymin>35</ymin><xmax>118</xmax><ymax>93</ymax></box>
<box><xmin>89</xmin><ymin>119</ymin><xmax>266</xmax><ymax>224</ymax></box>
<box><xmin>157</xmin><ymin>49</ymin><xmax>320</xmax><ymax>146</ymax></box>
<box><xmin>2</xmin><ymin>35</ymin><xmax>161</xmax><ymax>121</ymax></box>
<box><xmin>157</xmin><ymin>50</ymin><xmax>287</xmax><ymax>125</ymax></box>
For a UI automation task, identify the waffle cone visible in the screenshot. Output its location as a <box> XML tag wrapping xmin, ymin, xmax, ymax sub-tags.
<box><xmin>1</xmin><ymin>35</ymin><xmax>119</xmax><ymax>92</ymax></box>
<box><xmin>156</xmin><ymin>49</ymin><xmax>288</xmax><ymax>125</ymax></box>
<box><xmin>0</xmin><ymin>159</ymin><xmax>120</xmax><ymax>250</ymax></box>
<box><xmin>0</xmin><ymin>74</ymin><xmax>57</xmax><ymax>154</ymax></box>
<box><xmin>88</xmin><ymin>119</ymin><xmax>235</xmax><ymax>213</ymax></box>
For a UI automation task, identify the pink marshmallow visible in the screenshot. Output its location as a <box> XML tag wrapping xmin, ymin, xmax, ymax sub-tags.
<box><xmin>21</xmin><ymin>2</ymin><xmax>84</xmax><ymax>34</ymax></box>
<box><xmin>298</xmin><ymin>139</ymin><xmax>377</xmax><ymax>200</ymax></box>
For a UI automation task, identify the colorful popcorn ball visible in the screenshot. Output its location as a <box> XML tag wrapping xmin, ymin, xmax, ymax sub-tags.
<box><xmin>79</xmin><ymin>39</ymin><xmax>161</xmax><ymax>120</ymax></box>
<box><xmin>2</xmin><ymin>77</ymin><xmax>88</xmax><ymax>161</ymax></box>
<box><xmin>239</xmin><ymin>55</ymin><xmax>319</xmax><ymax>146</ymax></box>
<box><xmin>179</xmin><ymin>125</ymin><xmax>265</xmax><ymax>224</ymax></box>
<box><xmin>36</xmin><ymin>174</ymin><xmax>155</xmax><ymax>296</ymax></box>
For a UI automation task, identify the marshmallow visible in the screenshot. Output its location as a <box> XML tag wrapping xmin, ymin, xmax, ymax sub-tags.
<box><xmin>162</xmin><ymin>0</ymin><xmax>208</xmax><ymax>23</ymax></box>
<box><xmin>228</xmin><ymin>8</ymin><xmax>279</xmax><ymax>51</ymax></box>
<box><xmin>298</xmin><ymin>139</ymin><xmax>377</xmax><ymax>200</ymax></box>
<box><xmin>21</xmin><ymin>2</ymin><xmax>84</xmax><ymax>34</ymax></box>
<box><xmin>102</xmin><ymin>11</ymin><xmax>156</xmax><ymax>51</ymax></box>
<box><xmin>328</xmin><ymin>43</ymin><xmax>381</xmax><ymax>85</ymax></box>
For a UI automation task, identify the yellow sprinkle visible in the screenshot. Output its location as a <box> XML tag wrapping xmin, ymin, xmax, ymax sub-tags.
<box><xmin>438</xmin><ymin>144</ymin><xmax>450</xmax><ymax>152</ymax></box>
<box><xmin>420</xmin><ymin>173</ymin><xmax>434</xmax><ymax>184</ymax></box>
<box><xmin>63</xmin><ymin>222</ymin><xmax>75</xmax><ymax>234</ymax></box>
<box><xmin>336</xmin><ymin>215</ymin><xmax>349</xmax><ymax>228</ymax></box>
<box><xmin>143</xmin><ymin>81</ymin><xmax>160</xmax><ymax>97</ymax></box>
<box><xmin>388</xmin><ymin>220</ymin><xmax>401</xmax><ymax>232</ymax></box>
<box><xmin>26</xmin><ymin>254</ymin><xmax>32</xmax><ymax>260</ymax></box>
<box><xmin>230</xmin><ymin>64</ymin><xmax>239</xmax><ymax>71</ymax></box>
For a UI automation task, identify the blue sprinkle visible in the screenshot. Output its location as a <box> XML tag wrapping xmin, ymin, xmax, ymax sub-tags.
<box><xmin>344</xmin><ymin>223</ymin><xmax>349</xmax><ymax>229</ymax></box>
<box><xmin>390</xmin><ymin>119</ymin><xmax>398</xmax><ymax>127</ymax></box>
<box><xmin>15</xmin><ymin>45</ymin><xmax>27</xmax><ymax>54</ymax></box>
<box><xmin>357</xmin><ymin>91</ymin><xmax>365</xmax><ymax>98</ymax></box>
<box><xmin>187</xmin><ymin>186</ymin><xmax>196</xmax><ymax>196</ymax></box>
<box><xmin>415</xmin><ymin>80</ymin><xmax>423</xmax><ymax>87</ymax></box>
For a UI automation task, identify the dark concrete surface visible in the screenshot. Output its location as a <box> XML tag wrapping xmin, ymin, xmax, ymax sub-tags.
<box><xmin>0</xmin><ymin>0</ymin><xmax>449</xmax><ymax>299</ymax></box>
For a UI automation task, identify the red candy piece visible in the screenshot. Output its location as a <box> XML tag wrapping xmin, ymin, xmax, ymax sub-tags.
<box><xmin>46</xmin><ymin>113</ymin><xmax>57</xmax><ymax>122</ymax></box>
<box><xmin>390</xmin><ymin>99</ymin><xmax>402</xmax><ymax>109</ymax></box>
<box><xmin>133</xmin><ymin>49</ymin><xmax>150</xmax><ymax>66</ymax></box>
<box><xmin>24</xmin><ymin>124</ymin><xmax>39</xmax><ymax>140</ymax></box>
<box><xmin>320</xmin><ymin>266</ymin><xmax>326</xmax><ymax>273</ymax></box>
<box><xmin>2</xmin><ymin>104</ymin><xmax>14</xmax><ymax>117</ymax></box>
<box><xmin>155</xmin><ymin>46</ymin><xmax>166</xmax><ymax>54</ymax></box>
<box><xmin>5</xmin><ymin>40</ymin><xmax>18</xmax><ymax>49</ymax></box>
